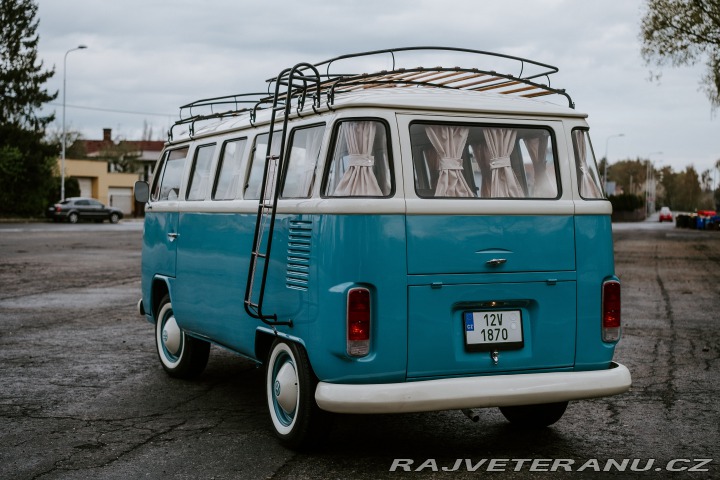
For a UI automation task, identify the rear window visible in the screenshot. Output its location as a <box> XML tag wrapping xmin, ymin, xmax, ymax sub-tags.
<box><xmin>410</xmin><ymin>122</ymin><xmax>559</xmax><ymax>199</ymax></box>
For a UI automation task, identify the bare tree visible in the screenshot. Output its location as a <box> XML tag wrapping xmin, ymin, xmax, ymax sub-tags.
<box><xmin>640</xmin><ymin>0</ymin><xmax>720</xmax><ymax>109</ymax></box>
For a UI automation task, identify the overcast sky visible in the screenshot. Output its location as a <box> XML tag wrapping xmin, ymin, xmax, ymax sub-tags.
<box><xmin>36</xmin><ymin>0</ymin><xmax>719</xmax><ymax>179</ymax></box>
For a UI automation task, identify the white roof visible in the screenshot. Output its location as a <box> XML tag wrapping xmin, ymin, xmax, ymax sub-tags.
<box><xmin>175</xmin><ymin>87</ymin><xmax>587</xmax><ymax>142</ymax></box>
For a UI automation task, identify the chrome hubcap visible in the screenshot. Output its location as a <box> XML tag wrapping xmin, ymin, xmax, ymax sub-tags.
<box><xmin>162</xmin><ymin>316</ymin><xmax>181</xmax><ymax>355</ymax></box>
<box><xmin>274</xmin><ymin>362</ymin><xmax>298</xmax><ymax>415</ymax></box>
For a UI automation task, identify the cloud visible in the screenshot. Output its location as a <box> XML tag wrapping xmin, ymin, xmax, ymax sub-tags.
<box><xmin>35</xmin><ymin>0</ymin><xmax>718</xmax><ymax>172</ymax></box>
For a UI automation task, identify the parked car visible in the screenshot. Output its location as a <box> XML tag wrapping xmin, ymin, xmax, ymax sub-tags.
<box><xmin>46</xmin><ymin>197</ymin><xmax>123</xmax><ymax>224</ymax></box>
<box><xmin>659</xmin><ymin>206</ymin><xmax>673</xmax><ymax>222</ymax></box>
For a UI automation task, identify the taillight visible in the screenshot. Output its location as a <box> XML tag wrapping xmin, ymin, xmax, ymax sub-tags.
<box><xmin>602</xmin><ymin>280</ymin><xmax>621</xmax><ymax>342</ymax></box>
<box><xmin>347</xmin><ymin>287</ymin><xmax>370</xmax><ymax>357</ymax></box>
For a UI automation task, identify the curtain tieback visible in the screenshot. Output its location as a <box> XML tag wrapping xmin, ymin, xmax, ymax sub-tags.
<box><xmin>489</xmin><ymin>156</ymin><xmax>511</xmax><ymax>169</ymax></box>
<box><xmin>439</xmin><ymin>157</ymin><xmax>464</xmax><ymax>170</ymax></box>
<box><xmin>347</xmin><ymin>154</ymin><xmax>375</xmax><ymax>167</ymax></box>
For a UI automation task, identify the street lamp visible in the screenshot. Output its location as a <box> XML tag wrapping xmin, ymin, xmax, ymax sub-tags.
<box><xmin>61</xmin><ymin>45</ymin><xmax>88</xmax><ymax>201</ymax></box>
<box><xmin>645</xmin><ymin>151</ymin><xmax>662</xmax><ymax>216</ymax></box>
<box><xmin>603</xmin><ymin>133</ymin><xmax>625</xmax><ymax>192</ymax></box>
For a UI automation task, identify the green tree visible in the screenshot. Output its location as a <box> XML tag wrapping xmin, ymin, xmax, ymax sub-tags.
<box><xmin>659</xmin><ymin>165</ymin><xmax>704</xmax><ymax>211</ymax></box>
<box><xmin>607</xmin><ymin>158</ymin><xmax>649</xmax><ymax>195</ymax></box>
<box><xmin>608</xmin><ymin>193</ymin><xmax>645</xmax><ymax>212</ymax></box>
<box><xmin>715</xmin><ymin>158</ymin><xmax>720</xmax><ymax>209</ymax></box>
<box><xmin>0</xmin><ymin>0</ymin><xmax>58</xmax><ymax>216</ymax></box>
<box><xmin>640</xmin><ymin>0</ymin><xmax>720</xmax><ymax>108</ymax></box>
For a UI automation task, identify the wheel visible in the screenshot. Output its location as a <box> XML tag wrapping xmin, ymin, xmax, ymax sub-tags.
<box><xmin>68</xmin><ymin>212</ymin><xmax>79</xmax><ymax>224</ymax></box>
<box><xmin>266</xmin><ymin>338</ymin><xmax>330</xmax><ymax>450</ymax></box>
<box><xmin>109</xmin><ymin>212</ymin><xmax>120</xmax><ymax>224</ymax></box>
<box><xmin>499</xmin><ymin>401</ymin><xmax>568</xmax><ymax>428</ymax></box>
<box><xmin>155</xmin><ymin>294</ymin><xmax>209</xmax><ymax>379</ymax></box>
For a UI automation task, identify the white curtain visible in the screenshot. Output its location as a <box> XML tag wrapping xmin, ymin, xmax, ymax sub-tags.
<box><xmin>483</xmin><ymin>128</ymin><xmax>524</xmax><ymax>198</ymax></box>
<box><xmin>523</xmin><ymin>135</ymin><xmax>556</xmax><ymax>197</ymax></box>
<box><xmin>425</xmin><ymin>125</ymin><xmax>474</xmax><ymax>197</ymax></box>
<box><xmin>470</xmin><ymin>143</ymin><xmax>491</xmax><ymax>198</ymax></box>
<box><xmin>333</xmin><ymin>121</ymin><xmax>383</xmax><ymax>196</ymax></box>
<box><xmin>574</xmin><ymin>130</ymin><xmax>603</xmax><ymax>198</ymax></box>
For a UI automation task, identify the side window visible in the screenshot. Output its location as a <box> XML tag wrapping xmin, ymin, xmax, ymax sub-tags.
<box><xmin>572</xmin><ymin>129</ymin><xmax>604</xmax><ymax>199</ymax></box>
<box><xmin>410</xmin><ymin>123</ymin><xmax>559</xmax><ymax>199</ymax></box>
<box><xmin>151</xmin><ymin>147</ymin><xmax>189</xmax><ymax>201</ymax></box>
<box><xmin>245</xmin><ymin>131</ymin><xmax>281</xmax><ymax>200</ymax></box>
<box><xmin>281</xmin><ymin>124</ymin><xmax>325</xmax><ymax>198</ymax></box>
<box><xmin>323</xmin><ymin>120</ymin><xmax>393</xmax><ymax>197</ymax></box>
<box><xmin>186</xmin><ymin>144</ymin><xmax>216</xmax><ymax>200</ymax></box>
<box><xmin>213</xmin><ymin>138</ymin><xmax>247</xmax><ymax>200</ymax></box>
<box><xmin>75</xmin><ymin>199</ymin><xmax>89</xmax><ymax>206</ymax></box>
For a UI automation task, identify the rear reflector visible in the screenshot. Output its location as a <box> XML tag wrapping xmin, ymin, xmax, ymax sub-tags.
<box><xmin>602</xmin><ymin>280</ymin><xmax>621</xmax><ymax>342</ymax></box>
<box><xmin>347</xmin><ymin>288</ymin><xmax>370</xmax><ymax>357</ymax></box>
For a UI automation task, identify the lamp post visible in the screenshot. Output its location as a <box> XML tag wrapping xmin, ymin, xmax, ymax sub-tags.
<box><xmin>61</xmin><ymin>45</ymin><xmax>88</xmax><ymax>201</ymax></box>
<box><xmin>645</xmin><ymin>151</ymin><xmax>662</xmax><ymax>216</ymax></box>
<box><xmin>603</xmin><ymin>133</ymin><xmax>625</xmax><ymax>192</ymax></box>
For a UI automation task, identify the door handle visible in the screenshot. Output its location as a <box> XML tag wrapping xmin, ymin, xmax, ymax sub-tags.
<box><xmin>486</xmin><ymin>258</ymin><xmax>507</xmax><ymax>266</ymax></box>
<box><xmin>167</xmin><ymin>232</ymin><xmax>179</xmax><ymax>242</ymax></box>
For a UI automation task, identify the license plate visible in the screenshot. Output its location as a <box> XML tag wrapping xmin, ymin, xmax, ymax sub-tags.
<box><xmin>463</xmin><ymin>310</ymin><xmax>524</xmax><ymax>352</ymax></box>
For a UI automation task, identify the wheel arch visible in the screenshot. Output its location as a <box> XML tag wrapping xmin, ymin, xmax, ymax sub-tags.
<box><xmin>255</xmin><ymin>329</ymin><xmax>310</xmax><ymax>367</ymax></box>
<box><xmin>255</xmin><ymin>330</ymin><xmax>275</xmax><ymax>364</ymax></box>
<box><xmin>150</xmin><ymin>276</ymin><xmax>172</xmax><ymax>321</ymax></box>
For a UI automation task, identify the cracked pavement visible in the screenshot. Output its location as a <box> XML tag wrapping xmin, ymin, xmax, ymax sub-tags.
<box><xmin>0</xmin><ymin>221</ymin><xmax>718</xmax><ymax>479</ymax></box>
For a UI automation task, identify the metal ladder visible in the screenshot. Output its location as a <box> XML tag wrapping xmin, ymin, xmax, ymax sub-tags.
<box><xmin>243</xmin><ymin>63</ymin><xmax>321</xmax><ymax>327</ymax></box>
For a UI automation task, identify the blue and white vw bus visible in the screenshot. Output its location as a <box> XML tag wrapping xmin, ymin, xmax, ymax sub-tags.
<box><xmin>135</xmin><ymin>47</ymin><xmax>631</xmax><ymax>449</ymax></box>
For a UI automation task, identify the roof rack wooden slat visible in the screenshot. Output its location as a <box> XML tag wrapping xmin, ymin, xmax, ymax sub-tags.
<box><xmin>169</xmin><ymin>46</ymin><xmax>575</xmax><ymax>140</ymax></box>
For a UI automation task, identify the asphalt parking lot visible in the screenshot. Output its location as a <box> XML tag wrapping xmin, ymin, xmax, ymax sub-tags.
<box><xmin>0</xmin><ymin>219</ymin><xmax>718</xmax><ymax>479</ymax></box>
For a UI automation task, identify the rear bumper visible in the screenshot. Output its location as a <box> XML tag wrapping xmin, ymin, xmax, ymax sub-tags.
<box><xmin>315</xmin><ymin>362</ymin><xmax>631</xmax><ymax>414</ymax></box>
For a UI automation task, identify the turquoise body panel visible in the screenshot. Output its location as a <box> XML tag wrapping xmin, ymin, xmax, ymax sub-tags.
<box><xmin>405</xmin><ymin>214</ymin><xmax>577</xmax><ymax>378</ymax></box>
<box><xmin>167</xmin><ymin>212</ymin><xmax>408</xmax><ymax>384</ymax></box>
<box><xmin>574</xmin><ymin>214</ymin><xmax>618</xmax><ymax>370</ymax></box>
<box><xmin>406</xmin><ymin>215</ymin><xmax>576</xmax><ymax>275</ymax></box>
<box><xmin>140</xmin><ymin>209</ymin><xmax>618</xmax><ymax>384</ymax></box>
<box><xmin>140</xmin><ymin>211</ymin><xmax>177</xmax><ymax>316</ymax></box>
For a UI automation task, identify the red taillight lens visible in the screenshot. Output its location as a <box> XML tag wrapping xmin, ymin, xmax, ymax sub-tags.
<box><xmin>602</xmin><ymin>280</ymin><xmax>621</xmax><ymax>342</ymax></box>
<box><xmin>347</xmin><ymin>288</ymin><xmax>370</xmax><ymax>356</ymax></box>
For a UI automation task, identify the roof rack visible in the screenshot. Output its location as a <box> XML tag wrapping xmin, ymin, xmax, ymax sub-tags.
<box><xmin>169</xmin><ymin>46</ymin><xmax>574</xmax><ymax>141</ymax></box>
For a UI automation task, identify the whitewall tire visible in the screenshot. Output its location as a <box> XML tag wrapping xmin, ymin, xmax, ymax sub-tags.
<box><xmin>155</xmin><ymin>294</ymin><xmax>210</xmax><ymax>379</ymax></box>
<box><xmin>266</xmin><ymin>338</ymin><xmax>330</xmax><ymax>450</ymax></box>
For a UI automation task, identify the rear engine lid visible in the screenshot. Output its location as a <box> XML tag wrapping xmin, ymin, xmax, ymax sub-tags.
<box><xmin>406</xmin><ymin>215</ymin><xmax>575</xmax><ymax>275</ymax></box>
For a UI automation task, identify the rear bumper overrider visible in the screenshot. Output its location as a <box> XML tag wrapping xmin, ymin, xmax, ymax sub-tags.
<box><xmin>315</xmin><ymin>362</ymin><xmax>631</xmax><ymax>414</ymax></box>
